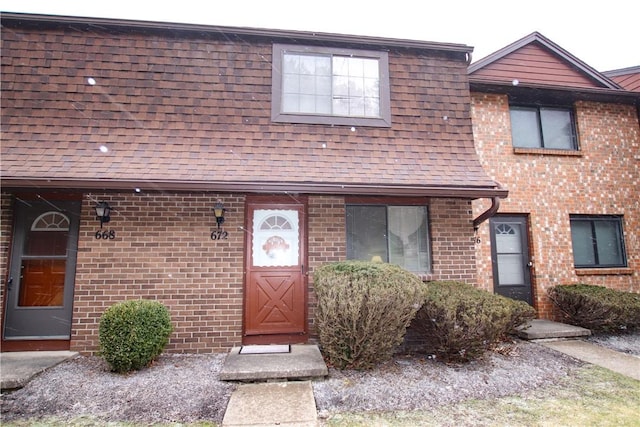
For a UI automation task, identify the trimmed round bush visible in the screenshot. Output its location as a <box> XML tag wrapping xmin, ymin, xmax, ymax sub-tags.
<box><xmin>99</xmin><ymin>299</ymin><xmax>173</xmax><ymax>373</ymax></box>
<box><xmin>412</xmin><ymin>281</ymin><xmax>535</xmax><ymax>363</ymax></box>
<box><xmin>314</xmin><ymin>261</ymin><xmax>425</xmax><ymax>370</ymax></box>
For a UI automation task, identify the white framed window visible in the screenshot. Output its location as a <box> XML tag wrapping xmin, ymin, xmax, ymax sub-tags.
<box><xmin>272</xmin><ymin>44</ymin><xmax>391</xmax><ymax>127</ymax></box>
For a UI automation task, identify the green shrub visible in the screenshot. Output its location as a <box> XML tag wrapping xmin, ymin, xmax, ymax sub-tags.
<box><xmin>314</xmin><ymin>261</ymin><xmax>425</xmax><ymax>370</ymax></box>
<box><xmin>99</xmin><ymin>299</ymin><xmax>173</xmax><ymax>373</ymax></box>
<box><xmin>548</xmin><ymin>284</ymin><xmax>640</xmax><ymax>332</ymax></box>
<box><xmin>411</xmin><ymin>281</ymin><xmax>535</xmax><ymax>363</ymax></box>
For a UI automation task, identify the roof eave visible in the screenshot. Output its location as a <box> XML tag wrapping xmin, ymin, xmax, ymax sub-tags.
<box><xmin>0</xmin><ymin>12</ymin><xmax>473</xmax><ymax>55</ymax></box>
<box><xmin>0</xmin><ymin>178</ymin><xmax>508</xmax><ymax>200</ymax></box>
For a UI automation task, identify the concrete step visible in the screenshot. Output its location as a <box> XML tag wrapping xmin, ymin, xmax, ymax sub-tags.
<box><xmin>517</xmin><ymin>319</ymin><xmax>591</xmax><ymax>340</ymax></box>
<box><xmin>219</xmin><ymin>344</ymin><xmax>328</xmax><ymax>382</ymax></box>
<box><xmin>222</xmin><ymin>381</ymin><xmax>318</xmax><ymax>426</ymax></box>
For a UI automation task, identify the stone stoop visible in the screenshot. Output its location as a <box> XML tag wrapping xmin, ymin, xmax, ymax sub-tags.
<box><xmin>222</xmin><ymin>381</ymin><xmax>318</xmax><ymax>426</ymax></box>
<box><xmin>219</xmin><ymin>344</ymin><xmax>328</xmax><ymax>382</ymax></box>
<box><xmin>517</xmin><ymin>319</ymin><xmax>591</xmax><ymax>340</ymax></box>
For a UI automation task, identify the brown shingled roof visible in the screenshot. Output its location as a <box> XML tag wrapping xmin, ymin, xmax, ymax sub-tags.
<box><xmin>1</xmin><ymin>13</ymin><xmax>505</xmax><ymax>199</ymax></box>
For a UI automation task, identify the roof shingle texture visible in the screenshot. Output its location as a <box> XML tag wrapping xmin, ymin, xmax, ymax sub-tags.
<box><xmin>1</xmin><ymin>22</ymin><xmax>498</xmax><ymax>193</ymax></box>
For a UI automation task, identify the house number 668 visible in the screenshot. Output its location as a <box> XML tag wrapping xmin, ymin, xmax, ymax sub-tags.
<box><xmin>95</xmin><ymin>230</ymin><xmax>116</xmax><ymax>240</ymax></box>
<box><xmin>211</xmin><ymin>230</ymin><xmax>229</xmax><ymax>240</ymax></box>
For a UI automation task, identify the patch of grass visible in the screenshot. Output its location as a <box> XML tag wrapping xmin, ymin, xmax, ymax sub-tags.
<box><xmin>322</xmin><ymin>365</ymin><xmax>640</xmax><ymax>426</ymax></box>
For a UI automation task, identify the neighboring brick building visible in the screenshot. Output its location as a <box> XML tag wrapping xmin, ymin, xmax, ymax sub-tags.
<box><xmin>1</xmin><ymin>14</ymin><xmax>506</xmax><ymax>353</ymax></box>
<box><xmin>469</xmin><ymin>32</ymin><xmax>640</xmax><ymax>319</ymax></box>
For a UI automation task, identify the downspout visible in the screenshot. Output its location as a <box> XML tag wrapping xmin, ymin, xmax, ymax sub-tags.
<box><xmin>473</xmin><ymin>196</ymin><xmax>501</xmax><ymax>231</ymax></box>
<box><xmin>473</xmin><ymin>181</ymin><xmax>506</xmax><ymax>231</ymax></box>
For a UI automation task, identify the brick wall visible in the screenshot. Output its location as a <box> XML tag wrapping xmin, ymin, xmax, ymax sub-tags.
<box><xmin>471</xmin><ymin>93</ymin><xmax>640</xmax><ymax>318</ymax></box>
<box><xmin>1</xmin><ymin>191</ymin><xmax>482</xmax><ymax>353</ymax></box>
<box><xmin>0</xmin><ymin>193</ymin><xmax>13</xmax><ymax>324</ymax></box>
<box><xmin>72</xmin><ymin>192</ymin><xmax>246</xmax><ymax>354</ymax></box>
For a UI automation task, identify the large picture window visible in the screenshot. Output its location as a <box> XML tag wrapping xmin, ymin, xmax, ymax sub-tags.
<box><xmin>570</xmin><ymin>215</ymin><xmax>627</xmax><ymax>268</ymax></box>
<box><xmin>346</xmin><ymin>205</ymin><xmax>430</xmax><ymax>273</ymax></box>
<box><xmin>510</xmin><ymin>105</ymin><xmax>578</xmax><ymax>150</ymax></box>
<box><xmin>272</xmin><ymin>44</ymin><xmax>391</xmax><ymax>127</ymax></box>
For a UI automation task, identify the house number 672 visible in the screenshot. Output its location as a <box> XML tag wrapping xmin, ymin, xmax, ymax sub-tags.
<box><xmin>211</xmin><ymin>230</ymin><xmax>229</xmax><ymax>240</ymax></box>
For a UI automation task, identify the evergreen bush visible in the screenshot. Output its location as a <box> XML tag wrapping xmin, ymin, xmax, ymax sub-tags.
<box><xmin>412</xmin><ymin>281</ymin><xmax>535</xmax><ymax>363</ymax></box>
<box><xmin>548</xmin><ymin>284</ymin><xmax>640</xmax><ymax>332</ymax></box>
<box><xmin>99</xmin><ymin>299</ymin><xmax>173</xmax><ymax>373</ymax></box>
<box><xmin>314</xmin><ymin>261</ymin><xmax>425</xmax><ymax>369</ymax></box>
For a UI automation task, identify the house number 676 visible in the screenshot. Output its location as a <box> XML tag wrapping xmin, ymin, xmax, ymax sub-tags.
<box><xmin>211</xmin><ymin>230</ymin><xmax>229</xmax><ymax>240</ymax></box>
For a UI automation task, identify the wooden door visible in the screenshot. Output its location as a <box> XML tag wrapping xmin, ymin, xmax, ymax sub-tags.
<box><xmin>243</xmin><ymin>196</ymin><xmax>307</xmax><ymax>344</ymax></box>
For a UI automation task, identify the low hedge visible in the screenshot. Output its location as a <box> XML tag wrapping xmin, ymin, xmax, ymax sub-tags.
<box><xmin>314</xmin><ymin>261</ymin><xmax>425</xmax><ymax>370</ymax></box>
<box><xmin>411</xmin><ymin>281</ymin><xmax>535</xmax><ymax>363</ymax></box>
<box><xmin>548</xmin><ymin>284</ymin><xmax>640</xmax><ymax>332</ymax></box>
<box><xmin>99</xmin><ymin>299</ymin><xmax>173</xmax><ymax>373</ymax></box>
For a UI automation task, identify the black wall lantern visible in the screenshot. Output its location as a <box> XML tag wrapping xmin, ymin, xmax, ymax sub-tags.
<box><xmin>213</xmin><ymin>199</ymin><xmax>225</xmax><ymax>229</ymax></box>
<box><xmin>95</xmin><ymin>201</ymin><xmax>112</xmax><ymax>229</ymax></box>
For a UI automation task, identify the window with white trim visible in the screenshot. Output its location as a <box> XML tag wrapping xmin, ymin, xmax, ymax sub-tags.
<box><xmin>272</xmin><ymin>44</ymin><xmax>391</xmax><ymax>127</ymax></box>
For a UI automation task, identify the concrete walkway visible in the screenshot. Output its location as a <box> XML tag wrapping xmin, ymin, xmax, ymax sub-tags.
<box><xmin>0</xmin><ymin>351</ymin><xmax>78</xmax><ymax>390</ymax></box>
<box><xmin>541</xmin><ymin>339</ymin><xmax>640</xmax><ymax>381</ymax></box>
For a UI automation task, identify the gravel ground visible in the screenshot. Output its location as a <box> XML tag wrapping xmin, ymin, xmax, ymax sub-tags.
<box><xmin>2</xmin><ymin>333</ymin><xmax>639</xmax><ymax>425</ymax></box>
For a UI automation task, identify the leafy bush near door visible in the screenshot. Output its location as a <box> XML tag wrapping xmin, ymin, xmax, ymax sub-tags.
<box><xmin>548</xmin><ymin>284</ymin><xmax>640</xmax><ymax>332</ymax></box>
<box><xmin>99</xmin><ymin>299</ymin><xmax>173</xmax><ymax>373</ymax></box>
<box><xmin>410</xmin><ymin>281</ymin><xmax>536</xmax><ymax>363</ymax></box>
<box><xmin>314</xmin><ymin>261</ymin><xmax>425</xmax><ymax>370</ymax></box>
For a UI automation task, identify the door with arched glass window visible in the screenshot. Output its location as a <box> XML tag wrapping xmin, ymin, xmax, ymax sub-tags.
<box><xmin>3</xmin><ymin>199</ymin><xmax>80</xmax><ymax>344</ymax></box>
<box><xmin>489</xmin><ymin>215</ymin><xmax>533</xmax><ymax>305</ymax></box>
<box><xmin>244</xmin><ymin>196</ymin><xmax>307</xmax><ymax>344</ymax></box>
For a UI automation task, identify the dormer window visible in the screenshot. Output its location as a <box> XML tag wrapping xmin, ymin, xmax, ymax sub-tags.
<box><xmin>272</xmin><ymin>44</ymin><xmax>391</xmax><ymax>127</ymax></box>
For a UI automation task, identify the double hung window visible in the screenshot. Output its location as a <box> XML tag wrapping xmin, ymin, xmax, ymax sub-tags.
<box><xmin>272</xmin><ymin>44</ymin><xmax>391</xmax><ymax>127</ymax></box>
<box><xmin>346</xmin><ymin>205</ymin><xmax>431</xmax><ymax>273</ymax></box>
<box><xmin>570</xmin><ymin>215</ymin><xmax>627</xmax><ymax>268</ymax></box>
<box><xmin>510</xmin><ymin>105</ymin><xmax>578</xmax><ymax>150</ymax></box>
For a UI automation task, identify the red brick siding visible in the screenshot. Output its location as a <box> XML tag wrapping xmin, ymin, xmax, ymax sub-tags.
<box><xmin>72</xmin><ymin>193</ymin><xmax>246</xmax><ymax>354</ymax></box>
<box><xmin>1</xmin><ymin>192</ymin><xmax>482</xmax><ymax>353</ymax></box>
<box><xmin>471</xmin><ymin>93</ymin><xmax>640</xmax><ymax>318</ymax></box>
<box><xmin>429</xmin><ymin>198</ymin><xmax>477</xmax><ymax>283</ymax></box>
<box><xmin>0</xmin><ymin>193</ymin><xmax>13</xmax><ymax>327</ymax></box>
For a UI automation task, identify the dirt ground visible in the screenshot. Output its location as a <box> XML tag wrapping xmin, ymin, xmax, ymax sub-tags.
<box><xmin>1</xmin><ymin>333</ymin><xmax>639</xmax><ymax>425</ymax></box>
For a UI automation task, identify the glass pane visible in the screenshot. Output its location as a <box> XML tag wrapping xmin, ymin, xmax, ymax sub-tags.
<box><xmin>495</xmin><ymin>224</ymin><xmax>521</xmax><ymax>254</ymax></box>
<box><xmin>282</xmin><ymin>74</ymin><xmax>299</xmax><ymax>94</ymax></box>
<box><xmin>541</xmin><ymin>108</ymin><xmax>574</xmax><ymax>149</ymax></box>
<box><xmin>571</xmin><ymin>220</ymin><xmax>596</xmax><ymax>266</ymax></box>
<box><xmin>19</xmin><ymin>259</ymin><xmax>66</xmax><ymax>307</ymax></box>
<box><xmin>362</xmin><ymin>58</ymin><xmax>379</xmax><ymax>78</ymax></box>
<box><xmin>497</xmin><ymin>254</ymin><xmax>525</xmax><ymax>285</ymax></box>
<box><xmin>282</xmin><ymin>93</ymin><xmax>299</xmax><ymax>112</ymax></box>
<box><xmin>349</xmin><ymin>96</ymin><xmax>365</xmax><ymax>117</ymax></box>
<box><xmin>283</xmin><ymin>54</ymin><xmax>300</xmax><ymax>73</ymax></box>
<box><xmin>333</xmin><ymin>76</ymin><xmax>349</xmax><ymax>97</ymax></box>
<box><xmin>333</xmin><ymin>56</ymin><xmax>349</xmax><ymax>76</ymax></box>
<box><xmin>316</xmin><ymin>75</ymin><xmax>331</xmax><ymax>95</ymax></box>
<box><xmin>510</xmin><ymin>107</ymin><xmax>541</xmax><ymax>148</ymax></box>
<box><xmin>346</xmin><ymin>206</ymin><xmax>387</xmax><ymax>262</ymax></box>
<box><xmin>388</xmin><ymin>206</ymin><xmax>429</xmax><ymax>272</ymax></box>
<box><xmin>299</xmin><ymin>55</ymin><xmax>317</xmax><ymax>75</ymax></box>
<box><xmin>364</xmin><ymin>97</ymin><xmax>380</xmax><ymax>117</ymax></box>
<box><xmin>349</xmin><ymin>76</ymin><xmax>364</xmax><ymax>97</ymax></box>
<box><xmin>299</xmin><ymin>94</ymin><xmax>317</xmax><ymax>113</ymax></box>
<box><xmin>24</xmin><ymin>230</ymin><xmax>68</xmax><ymax>256</ymax></box>
<box><xmin>252</xmin><ymin>210</ymin><xmax>299</xmax><ymax>267</ymax></box>
<box><xmin>594</xmin><ymin>220</ymin><xmax>624</xmax><ymax>265</ymax></box>
<box><xmin>299</xmin><ymin>75</ymin><xmax>316</xmax><ymax>94</ymax></box>
<box><xmin>333</xmin><ymin>97</ymin><xmax>349</xmax><ymax>116</ymax></box>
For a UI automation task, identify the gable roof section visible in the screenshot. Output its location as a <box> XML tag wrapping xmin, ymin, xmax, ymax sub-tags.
<box><xmin>469</xmin><ymin>32</ymin><xmax>620</xmax><ymax>89</ymax></box>
<box><xmin>604</xmin><ymin>66</ymin><xmax>640</xmax><ymax>92</ymax></box>
<box><xmin>0</xmin><ymin>13</ymin><xmax>505</xmax><ymax>199</ymax></box>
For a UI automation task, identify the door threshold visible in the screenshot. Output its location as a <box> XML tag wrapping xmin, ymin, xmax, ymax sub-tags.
<box><xmin>239</xmin><ymin>344</ymin><xmax>291</xmax><ymax>354</ymax></box>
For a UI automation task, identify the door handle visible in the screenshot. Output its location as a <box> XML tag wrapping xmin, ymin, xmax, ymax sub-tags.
<box><xmin>6</xmin><ymin>277</ymin><xmax>13</xmax><ymax>291</ymax></box>
<box><xmin>527</xmin><ymin>261</ymin><xmax>534</xmax><ymax>267</ymax></box>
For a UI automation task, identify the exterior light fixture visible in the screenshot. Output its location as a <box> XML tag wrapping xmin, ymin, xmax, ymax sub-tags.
<box><xmin>213</xmin><ymin>199</ymin><xmax>225</xmax><ymax>229</ymax></box>
<box><xmin>95</xmin><ymin>201</ymin><xmax>112</xmax><ymax>229</ymax></box>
